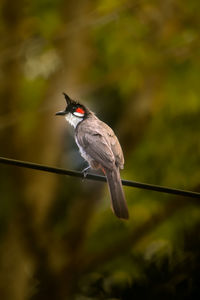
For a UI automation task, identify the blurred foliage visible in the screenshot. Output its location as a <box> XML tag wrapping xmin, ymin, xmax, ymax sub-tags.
<box><xmin>0</xmin><ymin>0</ymin><xmax>200</xmax><ymax>299</ymax></box>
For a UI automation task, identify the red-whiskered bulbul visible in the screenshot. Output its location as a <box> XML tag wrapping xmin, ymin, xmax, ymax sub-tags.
<box><xmin>56</xmin><ymin>93</ymin><xmax>129</xmax><ymax>220</ymax></box>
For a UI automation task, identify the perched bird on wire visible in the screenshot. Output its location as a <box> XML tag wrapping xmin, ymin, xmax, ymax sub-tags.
<box><xmin>56</xmin><ymin>93</ymin><xmax>129</xmax><ymax>219</ymax></box>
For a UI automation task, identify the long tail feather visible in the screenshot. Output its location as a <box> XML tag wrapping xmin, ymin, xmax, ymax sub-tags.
<box><xmin>105</xmin><ymin>167</ymin><xmax>129</xmax><ymax>220</ymax></box>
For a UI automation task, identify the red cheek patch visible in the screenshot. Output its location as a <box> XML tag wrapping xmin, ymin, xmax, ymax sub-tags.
<box><xmin>76</xmin><ymin>107</ymin><xmax>85</xmax><ymax>114</ymax></box>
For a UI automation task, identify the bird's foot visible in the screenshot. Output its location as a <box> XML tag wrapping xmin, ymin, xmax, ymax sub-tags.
<box><xmin>82</xmin><ymin>166</ymin><xmax>91</xmax><ymax>179</ymax></box>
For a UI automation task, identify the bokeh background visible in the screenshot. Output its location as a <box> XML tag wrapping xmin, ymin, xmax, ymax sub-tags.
<box><xmin>0</xmin><ymin>0</ymin><xmax>200</xmax><ymax>299</ymax></box>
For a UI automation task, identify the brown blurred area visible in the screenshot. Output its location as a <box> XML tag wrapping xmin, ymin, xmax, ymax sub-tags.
<box><xmin>0</xmin><ymin>0</ymin><xmax>200</xmax><ymax>299</ymax></box>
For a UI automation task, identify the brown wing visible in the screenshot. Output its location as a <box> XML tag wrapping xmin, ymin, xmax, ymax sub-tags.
<box><xmin>98</xmin><ymin>120</ymin><xmax>124</xmax><ymax>169</ymax></box>
<box><xmin>108</xmin><ymin>130</ymin><xmax>124</xmax><ymax>169</ymax></box>
<box><xmin>76</xmin><ymin>122</ymin><xmax>115</xmax><ymax>170</ymax></box>
<box><xmin>76</xmin><ymin>114</ymin><xmax>124</xmax><ymax>169</ymax></box>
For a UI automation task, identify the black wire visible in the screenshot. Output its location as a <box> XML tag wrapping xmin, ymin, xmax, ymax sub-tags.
<box><xmin>0</xmin><ymin>156</ymin><xmax>200</xmax><ymax>199</ymax></box>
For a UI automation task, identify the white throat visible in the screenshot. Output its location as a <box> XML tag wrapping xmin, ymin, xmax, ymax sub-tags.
<box><xmin>65</xmin><ymin>113</ymin><xmax>83</xmax><ymax>128</ymax></box>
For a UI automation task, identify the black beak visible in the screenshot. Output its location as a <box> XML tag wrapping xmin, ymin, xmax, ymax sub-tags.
<box><xmin>55</xmin><ymin>110</ymin><xmax>67</xmax><ymax>116</ymax></box>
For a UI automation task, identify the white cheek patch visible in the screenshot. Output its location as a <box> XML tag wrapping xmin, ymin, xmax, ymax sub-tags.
<box><xmin>73</xmin><ymin>112</ymin><xmax>84</xmax><ymax>118</ymax></box>
<box><xmin>65</xmin><ymin>113</ymin><xmax>83</xmax><ymax>128</ymax></box>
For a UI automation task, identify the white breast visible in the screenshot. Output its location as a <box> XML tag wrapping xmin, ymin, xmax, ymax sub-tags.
<box><xmin>66</xmin><ymin>113</ymin><xmax>93</xmax><ymax>164</ymax></box>
<box><xmin>75</xmin><ymin>136</ymin><xmax>90</xmax><ymax>162</ymax></box>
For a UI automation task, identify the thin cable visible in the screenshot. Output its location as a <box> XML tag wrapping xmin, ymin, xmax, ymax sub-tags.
<box><xmin>0</xmin><ymin>156</ymin><xmax>200</xmax><ymax>199</ymax></box>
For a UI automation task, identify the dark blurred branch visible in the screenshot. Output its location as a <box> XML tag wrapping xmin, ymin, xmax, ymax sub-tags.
<box><xmin>83</xmin><ymin>198</ymin><xmax>190</xmax><ymax>272</ymax></box>
<box><xmin>0</xmin><ymin>156</ymin><xmax>200</xmax><ymax>199</ymax></box>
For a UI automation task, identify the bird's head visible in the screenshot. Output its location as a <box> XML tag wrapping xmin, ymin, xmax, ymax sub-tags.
<box><xmin>56</xmin><ymin>93</ymin><xmax>88</xmax><ymax>127</ymax></box>
<box><xmin>56</xmin><ymin>93</ymin><xmax>87</xmax><ymax>118</ymax></box>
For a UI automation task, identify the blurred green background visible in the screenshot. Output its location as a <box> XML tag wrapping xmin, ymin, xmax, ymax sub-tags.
<box><xmin>0</xmin><ymin>0</ymin><xmax>200</xmax><ymax>299</ymax></box>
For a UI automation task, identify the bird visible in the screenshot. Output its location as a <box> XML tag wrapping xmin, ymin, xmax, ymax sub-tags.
<box><xmin>56</xmin><ymin>93</ymin><xmax>129</xmax><ymax>220</ymax></box>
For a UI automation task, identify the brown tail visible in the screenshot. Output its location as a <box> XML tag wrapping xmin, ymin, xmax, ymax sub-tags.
<box><xmin>105</xmin><ymin>167</ymin><xmax>129</xmax><ymax>220</ymax></box>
